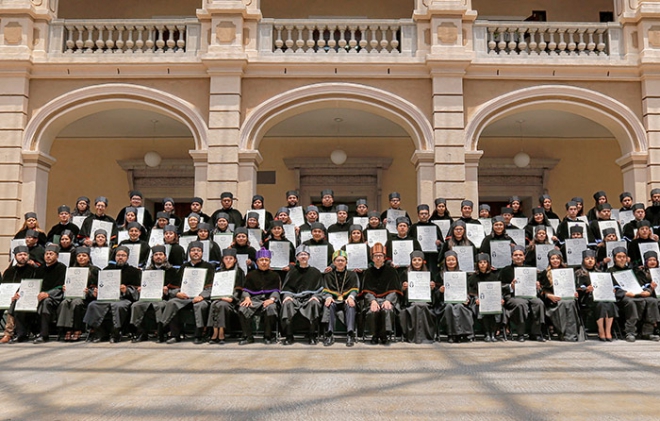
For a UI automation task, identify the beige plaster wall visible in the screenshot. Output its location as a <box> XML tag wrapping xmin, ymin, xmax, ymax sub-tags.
<box><xmin>261</xmin><ymin>0</ymin><xmax>414</xmax><ymax>19</ymax></box>
<box><xmin>28</xmin><ymin>79</ymin><xmax>211</xmax><ymax>129</ymax></box>
<box><xmin>478</xmin><ymin>136</ymin><xmax>624</xmax><ymax>208</ymax></box>
<box><xmin>472</xmin><ymin>0</ymin><xmax>614</xmax><ymax>22</ymax></box>
<box><xmin>257</xmin><ymin>136</ymin><xmax>418</xmax><ymax>215</ymax></box>
<box><xmin>46</xmin><ymin>137</ymin><xmax>194</xmax><ymax>227</ymax></box>
<box><xmin>241</xmin><ymin>78</ymin><xmax>433</xmax><ymax>130</ymax></box>
<box><xmin>58</xmin><ymin>0</ymin><xmax>199</xmax><ymax>19</ymax></box>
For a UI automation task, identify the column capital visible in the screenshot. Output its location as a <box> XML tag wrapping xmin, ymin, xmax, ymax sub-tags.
<box><xmin>22</xmin><ymin>150</ymin><xmax>56</xmax><ymax>169</ymax></box>
<box><xmin>238</xmin><ymin>150</ymin><xmax>263</xmax><ymax>165</ymax></box>
<box><xmin>464</xmin><ymin>150</ymin><xmax>484</xmax><ymax>167</ymax></box>
<box><xmin>189</xmin><ymin>150</ymin><xmax>209</xmax><ymax>165</ymax></box>
<box><xmin>616</xmin><ymin>151</ymin><xmax>648</xmax><ymax>170</ymax></box>
<box><xmin>411</xmin><ymin>150</ymin><xmax>435</xmax><ymax>167</ymax></box>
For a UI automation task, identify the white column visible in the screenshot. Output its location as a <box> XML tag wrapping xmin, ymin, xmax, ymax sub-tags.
<box><xmin>411</xmin><ymin>151</ymin><xmax>435</xmax><ymax>207</ymax></box>
<box><xmin>238</xmin><ymin>151</ymin><xmax>263</xmax><ymax>207</ymax></box>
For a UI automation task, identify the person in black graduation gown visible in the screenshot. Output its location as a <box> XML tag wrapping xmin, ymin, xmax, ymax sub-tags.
<box><xmin>410</xmin><ymin>204</ymin><xmax>444</xmax><ymax>278</ymax></box>
<box><xmin>181</xmin><ymin>213</ymin><xmax>201</xmax><ymax>238</ymax></box>
<box><xmin>437</xmin><ymin>250</ymin><xmax>474</xmax><ymax>343</ymax></box>
<box><xmin>117</xmin><ymin>207</ymin><xmax>148</xmax><ymax>242</ymax></box>
<box><xmin>628</xmin><ymin>220</ymin><xmax>659</xmax><ymax>268</ymax></box>
<box><xmin>380</xmin><ymin>192</ymin><xmax>411</xmax><ymax>227</ymax></box>
<box><xmin>115</xmin><ymin>222</ymin><xmax>151</xmax><ymax>269</ymax></box>
<box><xmin>208</xmin><ymin>248</ymin><xmax>246</xmax><ymax>344</ymax></box>
<box><xmin>438</xmin><ymin>220</ymin><xmax>476</xmax><ymax>271</ymax></box>
<box><xmin>385</xmin><ymin>217</ymin><xmax>422</xmax><ymax>276</ymax></box>
<box><xmin>262</xmin><ymin>220</ymin><xmax>295</xmax><ymax>282</ymax></box>
<box><xmin>430</xmin><ymin>198</ymin><xmax>452</xmax><ymax>222</ymax></box>
<box><xmin>25</xmin><ymin>230</ymin><xmax>45</xmax><ymax>268</ymax></box>
<box><xmin>572</xmin><ymin>196</ymin><xmax>585</xmax><ymax>218</ymax></box>
<box><xmin>237</xmin><ymin>248</ymin><xmax>281</xmax><ymax>345</ymax></box>
<box><xmin>524</xmin><ymin>225</ymin><xmax>554</xmax><ymax>267</ymax></box>
<box><xmin>285</xmin><ymin>190</ymin><xmax>300</xmax><ymax>209</ymax></box>
<box><xmin>588</xmin><ymin>203</ymin><xmax>620</xmax><ymax>244</ymax></box>
<box><xmin>161</xmin><ymin>241</ymin><xmax>216</xmax><ymax>344</ymax></box>
<box><xmin>321</xmin><ymin>250</ymin><xmax>359</xmax><ymax>347</ymax></box>
<box><xmin>56</xmin><ymin>246</ymin><xmax>99</xmax><ymax>342</ymax></box>
<box><xmin>478</xmin><ymin>216</ymin><xmax>515</xmax><ymax>271</ymax></box>
<box><xmin>130</xmin><ymin>245</ymin><xmax>179</xmax><ymax>343</ymax></box>
<box><xmin>0</xmin><ymin>246</ymin><xmax>39</xmax><ymax>343</ymax></box>
<box><xmin>644</xmin><ymin>188</ymin><xmax>660</xmax><ymax>228</ymax></box>
<box><xmin>13</xmin><ymin>244</ymin><xmax>66</xmax><ymax>343</ymax></box>
<box><xmin>180</xmin><ymin>197</ymin><xmax>212</xmax><ymax>233</ymax></box>
<box><xmin>538</xmin><ymin>250</ymin><xmax>582</xmax><ymax>341</ymax></box>
<box><xmin>302</xmin><ymin>222</ymin><xmax>335</xmax><ymax>271</ymax></box>
<box><xmin>230</xmin><ymin>227</ymin><xmax>258</xmax><ymax>272</ymax></box>
<box><xmin>539</xmin><ymin>194</ymin><xmax>560</xmax><ymax>221</ymax></box>
<box><xmin>327</xmin><ymin>204</ymin><xmax>352</xmax><ymax>234</ymax></box>
<box><xmin>524</xmin><ymin>207</ymin><xmax>551</xmax><ymax>245</ymax></box>
<box><xmin>115</xmin><ymin>190</ymin><xmax>154</xmax><ymax>231</ymax></box>
<box><xmin>619</xmin><ymin>191</ymin><xmax>634</xmax><ymax>212</ymax></box>
<box><xmin>83</xmin><ymin>246</ymin><xmax>142</xmax><ymax>343</ymax></box>
<box><xmin>399</xmin><ymin>250</ymin><xmax>437</xmax><ymax>344</ymax></box>
<box><xmin>196</xmin><ymin>222</ymin><xmax>222</xmax><ymax>268</ymax></box>
<box><xmin>634</xmin><ymin>250</ymin><xmax>660</xmax><ymax>341</ymax></box>
<box><xmin>211</xmin><ymin>192</ymin><xmax>243</xmax><ymax>229</ymax></box>
<box><xmin>556</xmin><ymin>201</ymin><xmax>586</xmax><ymax>243</ymax></box>
<box><xmin>280</xmin><ymin>245</ymin><xmax>324</xmax><ymax>345</ymax></box>
<box><xmin>78</xmin><ymin>196</ymin><xmax>119</xmax><ymax>246</ymax></box>
<box><xmin>71</xmin><ymin>196</ymin><xmax>92</xmax><ymax>217</ymax></box>
<box><xmin>319</xmin><ymin>189</ymin><xmax>336</xmax><ymax>213</ymax></box>
<box><xmin>14</xmin><ymin>212</ymin><xmax>47</xmax><ymax>246</ymax></box>
<box><xmin>509</xmin><ymin>196</ymin><xmax>526</xmax><ymax>219</ymax></box>
<box><xmin>456</xmin><ymin>200</ymin><xmax>480</xmax><ymax>225</ymax></box>
<box><xmin>361</xmin><ymin>242</ymin><xmax>402</xmax><ymax>345</ymax></box>
<box><xmin>243</xmin><ymin>194</ymin><xmax>273</xmax><ymax>228</ymax></box>
<box><xmin>587</xmin><ymin>191</ymin><xmax>608</xmax><ymax>222</ymax></box>
<box><xmin>161</xmin><ymin>197</ymin><xmax>182</xmax><ymax>229</ymax></box>
<box><xmin>46</xmin><ymin>205</ymin><xmax>80</xmax><ymax>244</ymax></box>
<box><xmin>623</xmin><ymin>203</ymin><xmax>653</xmax><ymax>241</ymax></box>
<box><xmin>468</xmin><ymin>253</ymin><xmax>502</xmax><ymax>342</ymax></box>
<box><xmin>163</xmin><ymin>225</ymin><xmax>186</xmax><ymax>268</ymax></box>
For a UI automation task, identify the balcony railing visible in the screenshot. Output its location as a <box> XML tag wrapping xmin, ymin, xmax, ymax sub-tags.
<box><xmin>258</xmin><ymin>19</ymin><xmax>417</xmax><ymax>56</ymax></box>
<box><xmin>473</xmin><ymin>21</ymin><xmax>623</xmax><ymax>58</ymax></box>
<box><xmin>48</xmin><ymin>19</ymin><xmax>201</xmax><ymax>55</ymax></box>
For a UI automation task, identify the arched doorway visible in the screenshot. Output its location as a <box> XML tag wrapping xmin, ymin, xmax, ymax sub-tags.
<box><xmin>22</xmin><ymin>83</ymin><xmax>208</xmax><ymax>227</ymax></box>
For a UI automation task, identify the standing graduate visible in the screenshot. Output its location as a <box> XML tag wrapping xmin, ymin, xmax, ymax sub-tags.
<box><xmin>538</xmin><ymin>250</ymin><xmax>582</xmax><ymax>341</ymax></box>
<box><xmin>399</xmin><ymin>250</ymin><xmax>436</xmax><ymax>344</ymax></box>
<box><xmin>71</xmin><ymin>196</ymin><xmax>92</xmax><ymax>217</ymax></box>
<box><xmin>207</xmin><ymin>248</ymin><xmax>245</xmax><ymax>345</ymax></box>
<box><xmin>361</xmin><ymin>243</ymin><xmax>402</xmax><ymax>345</ymax></box>
<box><xmin>410</xmin><ymin>204</ymin><xmax>444</xmax><ymax>278</ymax></box>
<box><xmin>587</xmin><ymin>191</ymin><xmax>608</xmax><ymax>222</ymax></box>
<box><xmin>46</xmin><ymin>205</ymin><xmax>80</xmax><ymax>244</ymax></box>
<box><xmin>468</xmin><ymin>253</ymin><xmax>502</xmax><ymax>342</ymax></box>
<box><xmin>437</xmin><ymin>250</ymin><xmax>474</xmax><ymax>343</ymax></box>
<box><xmin>115</xmin><ymin>190</ymin><xmax>153</xmax><ymax>231</ymax></box>
<box><xmin>180</xmin><ymin>197</ymin><xmax>212</xmax><ymax>233</ymax></box>
<box><xmin>280</xmin><ymin>245</ymin><xmax>324</xmax><ymax>345</ymax></box>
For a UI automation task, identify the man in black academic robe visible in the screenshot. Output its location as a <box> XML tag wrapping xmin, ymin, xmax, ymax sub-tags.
<box><xmin>46</xmin><ymin>205</ymin><xmax>80</xmax><ymax>243</ymax></box>
<box><xmin>14</xmin><ymin>244</ymin><xmax>66</xmax><ymax>343</ymax></box>
<box><xmin>321</xmin><ymin>250</ymin><xmax>359</xmax><ymax>347</ymax></box>
<box><xmin>78</xmin><ymin>196</ymin><xmax>119</xmax><ymax>246</ymax></box>
<box><xmin>1</xmin><ymin>246</ymin><xmax>39</xmax><ymax>343</ymax></box>
<box><xmin>211</xmin><ymin>192</ymin><xmax>243</xmax><ymax>229</ymax></box>
<box><xmin>130</xmin><ymin>245</ymin><xmax>179</xmax><ymax>343</ymax></box>
<box><xmin>410</xmin><ymin>204</ymin><xmax>444</xmax><ymax>278</ymax></box>
<box><xmin>280</xmin><ymin>245</ymin><xmax>323</xmax><ymax>345</ymax></box>
<box><xmin>179</xmin><ymin>197</ymin><xmax>212</xmax><ymax>233</ymax></box>
<box><xmin>361</xmin><ymin>243</ymin><xmax>402</xmax><ymax>345</ymax></box>
<box><xmin>83</xmin><ymin>245</ymin><xmax>142</xmax><ymax>343</ymax></box>
<box><xmin>115</xmin><ymin>190</ymin><xmax>154</xmax><ymax>230</ymax></box>
<box><xmin>25</xmin><ymin>229</ymin><xmax>45</xmax><ymax>268</ymax></box>
<box><xmin>161</xmin><ymin>241</ymin><xmax>215</xmax><ymax>344</ymax></box>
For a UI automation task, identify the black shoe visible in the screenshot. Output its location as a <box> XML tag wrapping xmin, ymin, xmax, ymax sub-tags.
<box><xmin>283</xmin><ymin>336</ymin><xmax>294</xmax><ymax>346</ymax></box>
<box><xmin>625</xmin><ymin>334</ymin><xmax>636</xmax><ymax>343</ymax></box>
<box><xmin>606</xmin><ymin>337</ymin><xmax>613</xmax><ymax>342</ymax></box>
<box><xmin>217</xmin><ymin>339</ymin><xmax>226</xmax><ymax>345</ymax></box>
<box><xmin>381</xmin><ymin>336</ymin><xmax>390</xmax><ymax>346</ymax></box>
<box><xmin>518</xmin><ymin>335</ymin><xmax>526</xmax><ymax>342</ymax></box>
<box><xmin>323</xmin><ymin>335</ymin><xmax>335</xmax><ymax>347</ymax></box>
<box><xmin>166</xmin><ymin>336</ymin><xmax>181</xmax><ymax>344</ymax></box>
<box><xmin>208</xmin><ymin>337</ymin><xmax>220</xmax><ymax>344</ymax></box>
<box><xmin>92</xmin><ymin>336</ymin><xmax>102</xmax><ymax>343</ymax></box>
<box><xmin>33</xmin><ymin>336</ymin><xmax>48</xmax><ymax>344</ymax></box>
<box><xmin>346</xmin><ymin>335</ymin><xmax>355</xmax><ymax>347</ymax></box>
<box><xmin>238</xmin><ymin>336</ymin><xmax>254</xmax><ymax>345</ymax></box>
<box><xmin>307</xmin><ymin>335</ymin><xmax>318</xmax><ymax>345</ymax></box>
<box><xmin>193</xmin><ymin>337</ymin><xmax>205</xmax><ymax>345</ymax></box>
<box><xmin>484</xmin><ymin>335</ymin><xmax>492</xmax><ymax>343</ymax></box>
<box><xmin>263</xmin><ymin>337</ymin><xmax>275</xmax><ymax>345</ymax></box>
<box><xmin>132</xmin><ymin>333</ymin><xmax>147</xmax><ymax>343</ymax></box>
<box><xmin>369</xmin><ymin>336</ymin><xmax>379</xmax><ymax>345</ymax></box>
<box><xmin>448</xmin><ymin>336</ymin><xmax>456</xmax><ymax>344</ymax></box>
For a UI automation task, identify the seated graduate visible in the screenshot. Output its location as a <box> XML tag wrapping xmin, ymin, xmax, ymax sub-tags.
<box><xmin>524</xmin><ymin>225</ymin><xmax>553</xmax><ymax>267</ymax></box>
<box><xmin>468</xmin><ymin>253</ymin><xmax>503</xmax><ymax>343</ymax></box>
<box><xmin>83</xmin><ymin>245</ymin><xmax>141</xmax><ymax>343</ymax></box>
<box><xmin>262</xmin><ymin>220</ymin><xmax>295</xmax><ymax>282</ymax></box>
<box><xmin>399</xmin><ymin>250</ymin><xmax>436</xmax><ymax>344</ymax></box>
<box><xmin>628</xmin><ymin>220</ymin><xmax>659</xmax><ymax>268</ymax></box>
<box><xmin>237</xmin><ymin>248</ymin><xmax>281</xmax><ymax>345</ymax></box>
<box><xmin>634</xmin><ymin>250</ymin><xmax>660</xmax><ymax>342</ymax></box>
<box><xmin>244</xmin><ymin>211</ymin><xmax>266</xmax><ymax>246</ymax></box>
<box><xmin>161</xmin><ymin>241</ymin><xmax>215</xmax><ymax>344</ymax></box>
<box><xmin>595</xmin><ymin>228</ymin><xmax>619</xmax><ymax>269</ymax></box>
<box><xmin>321</xmin><ymin>249</ymin><xmax>359</xmax><ymax>347</ymax></box>
<box><xmin>13</xmin><ymin>243</ymin><xmax>66</xmax><ymax>343</ymax></box>
<box><xmin>130</xmin><ymin>245</ymin><xmax>179</xmax><ymax>343</ymax></box>
<box><xmin>498</xmin><ymin>245</ymin><xmax>545</xmax><ymax>342</ymax></box>
<box><xmin>437</xmin><ymin>250</ymin><xmax>474</xmax><ymax>343</ymax></box>
<box><xmin>610</xmin><ymin>248</ymin><xmax>660</xmax><ymax>342</ymax></box>
<box><xmin>438</xmin><ymin>220</ymin><xmax>476</xmax><ymax>272</ymax></box>
<box><xmin>538</xmin><ymin>250</ymin><xmax>582</xmax><ymax>342</ymax></box>
<box><xmin>362</xmin><ymin>211</ymin><xmax>385</xmax><ymax>247</ymax></box>
<box><xmin>1</xmin><ymin>245</ymin><xmax>39</xmax><ymax>343</ymax></box>
<box><xmin>573</xmin><ymin>249</ymin><xmax>617</xmax><ymax>342</ymax></box>
<box><xmin>56</xmin><ymin>246</ymin><xmax>99</xmax><ymax>342</ymax></box>
<box><xmin>361</xmin><ymin>242</ymin><xmax>402</xmax><ymax>345</ymax></box>
<box><xmin>46</xmin><ymin>205</ymin><xmax>80</xmax><ymax>244</ymax></box>
<box><xmin>280</xmin><ymin>245</ymin><xmax>324</xmax><ymax>346</ymax></box>
<box><xmin>196</xmin><ymin>222</ymin><xmax>222</xmax><ymax>268</ymax></box>
<box><xmin>162</xmin><ymin>225</ymin><xmax>186</xmax><ymax>268</ymax></box>
<box><xmin>208</xmin><ymin>248</ymin><xmax>245</xmax><ymax>345</ymax></box>
<box><xmin>25</xmin><ymin>229</ymin><xmax>45</xmax><ymax>268</ymax></box>
<box><xmin>14</xmin><ymin>212</ymin><xmax>47</xmax><ymax>246</ymax></box>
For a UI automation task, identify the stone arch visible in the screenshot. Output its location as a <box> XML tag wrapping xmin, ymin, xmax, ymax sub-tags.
<box><xmin>465</xmin><ymin>84</ymin><xmax>647</xmax><ymax>156</ymax></box>
<box><xmin>239</xmin><ymin>82</ymin><xmax>433</xmax><ymax>152</ymax></box>
<box><xmin>24</xmin><ymin>83</ymin><xmax>208</xmax><ymax>154</ymax></box>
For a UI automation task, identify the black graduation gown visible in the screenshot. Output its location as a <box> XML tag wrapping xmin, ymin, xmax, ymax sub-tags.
<box><xmin>608</xmin><ymin>264</ymin><xmax>660</xmax><ymax>336</ymax></box>
<box><xmin>179</xmin><ymin>211</ymin><xmax>212</xmax><ymax>233</ymax></box>
<box><xmin>280</xmin><ymin>265</ymin><xmax>323</xmax><ymax>328</ymax></box>
<box><xmin>628</xmin><ymin>237</ymin><xmax>660</xmax><ymax>268</ymax></box>
<box><xmin>208</xmin><ymin>265</ymin><xmax>246</xmax><ymax>329</ymax></box>
<box><xmin>160</xmin><ymin>260</ymin><xmax>216</xmax><ymax>330</ymax></box>
<box><xmin>321</xmin><ymin>268</ymin><xmax>359</xmax><ymax>332</ymax></box>
<box><xmin>436</xmin><ymin>269</ymin><xmax>473</xmax><ymax>337</ymax></box>
<box><xmin>211</xmin><ymin>208</ymin><xmax>242</xmax><ymax>229</ymax></box>
<box><xmin>622</xmin><ymin>219</ymin><xmax>645</xmax><ymax>242</ymax></box>
<box><xmin>467</xmin><ymin>270</ymin><xmax>502</xmax><ymax>332</ymax></box>
<box><xmin>399</xmin><ymin>269</ymin><xmax>436</xmax><ymax>343</ymax></box>
<box><xmin>46</xmin><ymin>223</ymin><xmax>80</xmax><ymax>244</ymax></box>
<box><xmin>27</xmin><ymin>244</ymin><xmax>45</xmax><ymax>268</ymax></box>
<box><xmin>116</xmin><ymin>206</ymin><xmax>154</xmax><ymax>232</ymax></box>
<box><xmin>238</xmin><ymin>269</ymin><xmax>281</xmax><ymax>321</ymax></box>
<box><xmin>497</xmin><ymin>264</ymin><xmax>544</xmax><ymax>336</ymax></box>
<box><xmin>538</xmin><ymin>268</ymin><xmax>582</xmax><ymax>341</ymax></box>
<box><xmin>573</xmin><ymin>266</ymin><xmax>618</xmax><ymax>321</ymax></box>
<box><xmin>361</xmin><ymin>264</ymin><xmax>402</xmax><ymax>336</ymax></box>
<box><xmin>79</xmin><ymin>214</ymin><xmax>119</xmax><ymax>245</ymax></box>
<box><xmin>14</xmin><ymin>229</ymin><xmax>47</xmax><ymax>247</ymax></box>
<box><xmin>57</xmin><ymin>263</ymin><xmax>100</xmax><ymax>330</ymax></box>
<box><xmin>116</xmin><ymin>239</ymin><xmax>151</xmax><ymax>268</ymax></box>
<box><xmin>130</xmin><ymin>263</ymin><xmax>179</xmax><ymax>328</ymax></box>
<box><xmin>166</xmin><ymin>243</ymin><xmax>186</xmax><ymax>268</ymax></box>
<box><xmin>410</xmin><ymin>221</ymin><xmax>444</xmax><ymax>277</ymax></box>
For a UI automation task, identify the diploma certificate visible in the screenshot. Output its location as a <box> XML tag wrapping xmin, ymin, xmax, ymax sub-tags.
<box><xmin>64</xmin><ymin>267</ymin><xmax>89</xmax><ymax>299</ymax></box>
<box><xmin>140</xmin><ymin>270</ymin><xmax>165</xmax><ymax>302</ymax></box>
<box><xmin>211</xmin><ymin>270</ymin><xmax>236</xmax><ymax>299</ymax></box>
<box><xmin>15</xmin><ymin>279</ymin><xmax>42</xmax><ymax>312</ymax></box>
<box><xmin>180</xmin><ymin>267</ymin><xmax>207</xmax><ymax>298</ymax></box>
<box><xmin>551</xmin><ymin>268</ymin><xmax>576</xmax><ymax>299</ymax></box>
<box><xmin>407</xmin><ymin>271</ymin><xmax>432</xmax><ymax>302</ymax></box>
<box><xmin>392</xmin><ymin>240</ymin><xmax>414</xmax><ymax>267</ymax></box>
<box><xmin>443</xmin><ymin>271</ymin><xmax>468</xmax><ymax>303</ymax></box>
<box><xmin>308</xmin><ymin>245</ymin><xmax>328</xmax><ymax>272</ymax></box>
<box><xmin>590</xmin><ymin>272</ymin><xmax>616</xmax><ymax>302</ymax></box>
<box><xmin>416</xmin><ymin>226</ymin><xmax>438</xmax><ymax>252</ymax></box>
<box><xmin>478</xmin><ymin>281</ymin><xmax>502</xmax><ymax>315</ymax></box>
<box><xmin>490</xmin><ymin>241</ymin><xmax>512</xmax><ymax>269</ymax></box>
<box><xmin>514</xmin><ymin>267</ymin><xmax>538</xmax><ymax>299</ymax></box>
<box><xmin>612</xmin><ymin>269</ymin><xmax>644</xmax><ymax>295</ymax></box>
<box><xmin>346</xmin><ymin>243</ymin><xmax>368</xmax><ymax>270</ymax></box>
<box><xmin>97</xmin><ymin>271</ymin><xmax>121</xmax><ymax>302</ymax></box>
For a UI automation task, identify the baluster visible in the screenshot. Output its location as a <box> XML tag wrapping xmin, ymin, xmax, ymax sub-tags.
<box><xmin>507</xmin><ymin>27</ymin><xmax>517</xmax><ymax>55</ymax></box>
<box><xmin>358</xmin><ymin>25</ymin><xmax>368</xmax><ymax>53</ymax></box>
<box><xmin>125</xmin><ymin>26</ymin><xmax>135</xmax><ymax>53</ymax></box>
<box><xmin>166</xmin><ymin>25</ymin><xmax>177</xmax><ymax>52</ymax></box>
<box><xmin>84</xmin><ymin>25</ymin><xmax>95</xmax><ymax>53</ymax></box>
<box><xmin>104</xmin><ymin>25</ymin><xmax>115</xmax><ymax>53</ymax></box>
<box><xmin>156</xmin><ymin>25</ymin><xmax>165</xmax><ymax>52</ymax></box>
<box><xmin>577</xmin><ymin>29</ymin><xmax>586</xmax><ymax>55</ymax></box>
<box><xmin>557</xmin><ymin>28</ymin><xmax>567</xmax><ymax>55</ymax></box>
<box><xmin>379</xmin><ymin>25</ymin><xmax>390</xmax><ymax>54</ymax></box>
<box><xmin>115</xmin><ymin>26</ymin><xmax>125</xmax><ymax>53</ymax></box>
<box><xmin>369</xmin><ymin>25</ymin><xmax>379</xmax><ymax>53</ymax></box>
<box><xmin>528</xmin><ymin>28</ymin><xmax>538</xmax><ymax>55</ymax></box>
<box><xmin>390</xmin><ymin>26</ymin><xmax>399</xmax><ymax>53</ymax></box>
<box><xmin>517</xmin><ymin>28</ymin><xmax>528</xmax><ymax>55</ymax></box>
<box><xmin>295</xmin><ymin>25</ymin><xmax>305</xmax><ymax>53</ymax></box>
<box><xmin>327</xmin><ymin>24</ymin><xmax>337</xmax><ymax>54</ymax></box>
<box><xmin>567</xmin><ymin>28</ymin><xmax>577</xmax><ymax>55</ymax></box>
<box><xmin>538</xmin><ymin>29</ymin><xmax>547</xmax><ymax>55</ymax></box>
<box><xmin>586</xmin><ymin>29</ymin><xmax>596</xmax><ymax>54</ymax></box>
<box><xmin>317</xmin><ymin>25</ymin><xmax>327</xmax><ymax>53</ymax></box>
<box><xmin>176</xmin><ymin>25</ymin><xmax>186</xmax><ymax>52</ymax></box>
<box><xmin>547</xmin><ymin>29</ymin><xmax>557</xmax><ymax>55</ymax></box>
<box><xmin>75</xmin><ymin>25</ymin><xmax>85</xmax><ymax>52</ymax></box>
<box><xmin>135</xmin><ymin>25</ymin><xmax>145</xmax><ymax>53</ymax></box>
<box><xmin>306</xmin><ymin>24</ymin><xmax>315</xmax><ymax>53</ymax></box>
<box><xmin>596</xmin><ymin>29</ymin><xmax>606</xmax><ymax>55</ymax></box>
<box><xmin>94</xmin><ymin>25</ymin><xmax>105</xmax><ymax>53</ymax></box>
<box><xmin>497</xmin><ymin>27</ymin><xmax>507</xmax><ymax>55</ymax></box>
<box><xmin>64</xmin><ymin>26</ymin><xmax>75</xmax><ymax>53</ymax></box>
<box><xmin>348</xmin><ymin>25</ymin><xmax>358</xmax><ymax>53</ymax></box>
<box><xmin>338</xmin><ymin>24</ymin><xmax>347</xmax><ymax>53</ymax></box>
<box><xmin>487</xmin><ymin>27</ymin><xmax>497</xmax><ymax>54</ymax></box>
<box><xmin>145</xmin><ymin>26</ymin><xmax>155</xmax><ymax>53</ymax></box>
<box><xmin>284</xmin><ymin>25</ymin><xmax>294</xmax><ymax>53</ymax></box>
<box><xmin>274</xmin><ymin>24</ymin><xmax>284</xmax><ymax>53</ymax></box>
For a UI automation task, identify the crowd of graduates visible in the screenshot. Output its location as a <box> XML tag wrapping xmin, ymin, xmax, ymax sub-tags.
<box><xmin>1</xmin><ymin>186</ymin><xmax>659</xmax><ymax>346</ymax></box>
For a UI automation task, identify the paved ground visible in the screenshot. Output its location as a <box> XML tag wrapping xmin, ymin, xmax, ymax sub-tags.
<box><xmin>1</xmin><ymin>338</ymin><xmax>659</xmax><ymax>420</ymax></box>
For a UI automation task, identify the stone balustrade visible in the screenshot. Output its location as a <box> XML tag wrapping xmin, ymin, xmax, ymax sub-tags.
<box><xmin>473</xmin><ymin>21</ymin><xmax>623</xmax><ymax>58</ymax></box>
<box><xmin>258</xmin><ymin>19</ymin><xmax>417</xmax><ymax>55</ymax></box>
<box><xmin>48</xmin><ymin>19</ymin><xmax>201</xmax><ymax>55</ymax></box>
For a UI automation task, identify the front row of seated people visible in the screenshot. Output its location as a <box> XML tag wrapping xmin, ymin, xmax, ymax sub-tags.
<box><xmin>1</xmin><ymin>228</ymin><xmax>659</xmax><ymax>345</ymax></box>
